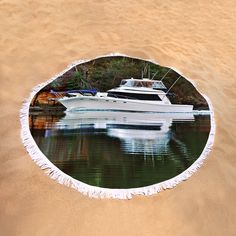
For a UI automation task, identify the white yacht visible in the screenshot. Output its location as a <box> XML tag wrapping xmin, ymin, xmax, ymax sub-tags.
<box><xmin>58</xmin><ymin>78</ymin><xmax>193</xmax><ymax>113</ymax></box>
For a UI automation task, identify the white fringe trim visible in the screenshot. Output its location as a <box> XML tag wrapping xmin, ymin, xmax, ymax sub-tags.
<box><xmin>20</xmin><ymin>53</ymin><xmax>216</xmax><ymax>199</ymax></box>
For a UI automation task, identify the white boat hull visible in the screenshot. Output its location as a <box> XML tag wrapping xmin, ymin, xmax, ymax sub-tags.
<box><xmin>59</xmin><ymin>96</ymin><xmax>193</xmax><ymax>113</ymax></box>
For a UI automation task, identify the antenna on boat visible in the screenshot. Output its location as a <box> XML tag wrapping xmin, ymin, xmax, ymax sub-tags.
<box><xmin>160</xmin><ymin>68</ymin><xmax>172</xmax><ymax>81</ymax></box>
<box><xmin>141</xmin><ymin>64</ymin><xmax>148</xmax><ymax>79</ymax></box>
<box><xmin>148</xmin><ymin>65</ymin><xmax>151</xmax><ymax>79</ymax></box>
<box><xmin>161</xmin><ymin>75</ymin><xmax>182</xmax><ymax>99</ymax></box>
<box><xmin>151</xmin><ymin>71</ymin><xmax>158</xmax><ymax>80</ymax></box>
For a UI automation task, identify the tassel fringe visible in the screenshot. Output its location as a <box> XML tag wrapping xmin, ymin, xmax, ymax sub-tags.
<box><xmin>20</xmin><ymin>53</ymin><xmax>216</xmax><ymax>199</ymax></box>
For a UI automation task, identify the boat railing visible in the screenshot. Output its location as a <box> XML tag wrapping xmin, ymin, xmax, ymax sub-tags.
<box><xmin>50</xmin><ymin>89</ymin><xmax>97</xmax><ymax>98</ymax></box>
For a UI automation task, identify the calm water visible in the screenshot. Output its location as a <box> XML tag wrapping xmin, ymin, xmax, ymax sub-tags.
<box><xmin>29</xmin><ymin>111</ymin><xmax>211</xmax><ymax>188</ymax></box>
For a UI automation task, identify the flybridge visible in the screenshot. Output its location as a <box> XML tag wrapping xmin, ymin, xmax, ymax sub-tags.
<box><xmin>120</xmin><ymin>78</ymin><xmax>167</xmax><ymax>91</ymax></box>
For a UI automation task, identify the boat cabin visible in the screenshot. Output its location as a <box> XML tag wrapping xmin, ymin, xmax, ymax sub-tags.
<box><xmin>107</xmin><ymin>78</ymin><xmax>168</xmax><ymax>101</ymax></box>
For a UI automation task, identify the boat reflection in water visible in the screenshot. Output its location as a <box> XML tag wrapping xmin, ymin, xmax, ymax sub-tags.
<box><xmin>31</xmin><ymin>110</ymin><xmax>210</xmax><ymax>188</ymax></box>
<box><xmin>54</xmin><ymin>111</ymin><xmax>195</xmax><ymax>156</ymax></box>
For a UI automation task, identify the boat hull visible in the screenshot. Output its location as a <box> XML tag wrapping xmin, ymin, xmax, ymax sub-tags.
<box><xmin>59</xmin><ymin>96</ymin><xmax>193</xmax><ymax>113</ymax></box>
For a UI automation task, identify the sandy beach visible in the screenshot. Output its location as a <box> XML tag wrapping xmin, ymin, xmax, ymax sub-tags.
<box><xmin>0</xmin><ymin>0</ymin><xmax>235</xmax><ymax>235</ymax></box>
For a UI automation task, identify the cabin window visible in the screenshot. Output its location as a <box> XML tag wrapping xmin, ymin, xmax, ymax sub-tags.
<box><xmin>120</xmin><ymin>80</ymin><xmax>127</xmax><ymax>86</ymax></box>
<box><xmin>120</xmin><ymin>80</ymin><xmax>135</xmax><ymax>87</ymax></box>
<box><xmin>131</xmin><ymin>81</ymin><xmax>154</xmax><ymax>88</ymax></box>
<box><xmin>107</xmin><ymin>92</ymin><xmax>162</xmax><ymax>101</ymax></box>
<box><xmin>134</xmin><ymin>81</ymin><xmax>142</xmax><ymax>87</ymax></box>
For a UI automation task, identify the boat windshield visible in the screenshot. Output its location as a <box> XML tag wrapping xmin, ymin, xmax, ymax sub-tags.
<box><xmin>120</xmin><ymin>79</ymin><xmax>166</xmax><ymax>89</ymax></box>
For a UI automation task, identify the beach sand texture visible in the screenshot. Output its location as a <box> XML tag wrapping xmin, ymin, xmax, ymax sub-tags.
<box><xmin>0</xmin><ymin>0</ymin><xmax>236</xmax><ymax>235</ymax></box>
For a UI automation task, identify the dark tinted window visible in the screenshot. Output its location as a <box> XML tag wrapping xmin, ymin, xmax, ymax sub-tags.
<box><xmin>108</xmin><ymin>92</ymin><xmax>161</xmax><ymax>101</ymax></box>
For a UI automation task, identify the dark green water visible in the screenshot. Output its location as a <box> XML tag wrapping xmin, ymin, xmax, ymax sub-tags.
<box><xmin>29</xmin><ymin>111</ymin><xmax>210</xmax><ymax>189</ymax></box>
